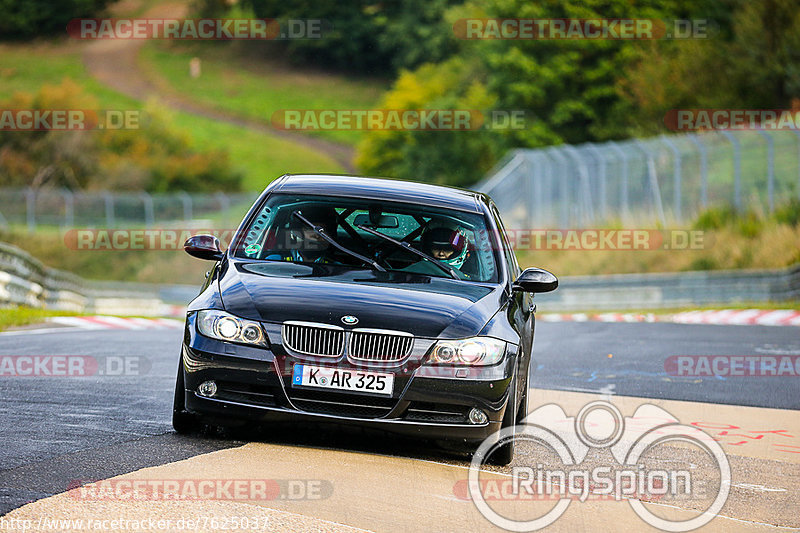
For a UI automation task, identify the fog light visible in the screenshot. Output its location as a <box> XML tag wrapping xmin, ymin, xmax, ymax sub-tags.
<box><xmin>468</xmin><ymin>408</ymin><xmax>488</xmax><ymax>425</ymax></box>
<box><xmin>198</xmin><ymin>380</ymin><xmax>217</xmax><ymax>398</ymax></box>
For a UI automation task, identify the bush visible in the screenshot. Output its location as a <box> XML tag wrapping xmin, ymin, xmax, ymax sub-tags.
<box><xmin>0</xmin><ymin>81</ymin><xmax>242</xmax><ymax>192</ymax></box>
<box><xmin>692</xmin><ymin>205</ymin><xmax>738</xmax><ymax>230</ymax></box>
<box><xmin>691</xmin><ymin>205</ymin><xmax>763</xmax><ymax>237</ymax></box>
<box><xmin>775</xmin><ymin>198</ymin><xmax>800</xmax><ymax>227</ymax></box>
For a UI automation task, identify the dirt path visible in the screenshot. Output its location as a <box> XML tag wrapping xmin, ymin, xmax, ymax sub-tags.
<box><xmin>81</xmin><ymin>1</ymin><xmax>356</xmax><ymax>172</ymax></box>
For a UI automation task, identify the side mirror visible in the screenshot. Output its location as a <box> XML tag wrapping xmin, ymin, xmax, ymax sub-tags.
<box><xmin>184</xmin><ymin>234</ymin><xmax>224</xmax><ymax>261</ymax></box>
<box><xmin>513</xmin><ymin>267</ymin><xmax>558</xmax><ymax>293</ymax></box>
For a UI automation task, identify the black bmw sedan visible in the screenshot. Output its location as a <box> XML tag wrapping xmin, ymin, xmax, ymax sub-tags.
<box><xmin>173</xmin><ymin>174</ymin><xmax>557</xmax><ymax>465</ymax></box>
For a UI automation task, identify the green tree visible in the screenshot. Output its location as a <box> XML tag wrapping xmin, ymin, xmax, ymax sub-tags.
<box><xmin>0</xmin><ymin>0</ymin><xmax>112</xmax><ymax>38</ymax></box>
<box><xmin>243</xmin><ymin>0</ymin><xmax>460</xmax><ymax>74</ymax></box>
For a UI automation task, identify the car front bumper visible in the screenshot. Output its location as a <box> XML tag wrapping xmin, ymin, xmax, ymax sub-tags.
<box><xmin>180</xmin><ymin>319</ymin><xmax>518</xmax><ymax>444</ymax></box>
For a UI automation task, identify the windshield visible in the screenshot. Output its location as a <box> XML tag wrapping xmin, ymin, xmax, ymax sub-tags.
<box><xmin>234</xmin><ymin>193</ymin><xmax>498</xmax><ymax>283</ymax></box>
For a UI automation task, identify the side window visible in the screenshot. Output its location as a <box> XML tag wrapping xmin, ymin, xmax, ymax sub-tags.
<box><xmin>491</xmin><ymin>204</ymin><xmax>520</xmax><ymax>278</ymax></box>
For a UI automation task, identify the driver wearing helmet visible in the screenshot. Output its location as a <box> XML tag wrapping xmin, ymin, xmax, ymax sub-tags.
<box><xmin>421</xmin><ymin>224</ymin><xmax>477</xmax><ymax>278</ymax></box>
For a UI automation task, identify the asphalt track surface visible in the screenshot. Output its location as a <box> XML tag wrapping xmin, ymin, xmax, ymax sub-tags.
<box><xmin>1</xmin><ymin>320</ymin><xmax>798</xmax><ymax>531</ymax></box>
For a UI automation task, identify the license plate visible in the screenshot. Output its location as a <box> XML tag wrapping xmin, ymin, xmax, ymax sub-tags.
<box><xmin>292</xmin><ymin>364</ymin><xmax>394</xmax><ymax>396</ymax></box>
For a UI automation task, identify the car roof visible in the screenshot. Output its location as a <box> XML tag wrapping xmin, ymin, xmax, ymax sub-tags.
<box><xmin>270</xmin><ymin>174</ymin><xmax>486</xmax><ymax>214</ymax></box>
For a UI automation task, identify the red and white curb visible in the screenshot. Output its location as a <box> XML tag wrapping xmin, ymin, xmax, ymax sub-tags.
<box><xmin>49</xmin><ymin>316</ymin><xmax>184</xmax><ymax>330</ymax></box>
<box><xmin>0</xmin><ymin>316</ymin><xmax>183</xmax><ymax>335</ymax></box>
<box><xmin>539</xmin><ymin>309</ymin><xmax>800</xmax><ymax>326</ymax></box>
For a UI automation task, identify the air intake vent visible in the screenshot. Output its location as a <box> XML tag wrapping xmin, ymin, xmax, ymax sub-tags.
<box><xmin>282</xmin><ymin>321</ymin><xmax>344</xmax><ymax>357</ymax></box>
<box><xmin>348</xmin><ymin>330</ymin><xmax>414</xmax><ymax>362</ymax></box>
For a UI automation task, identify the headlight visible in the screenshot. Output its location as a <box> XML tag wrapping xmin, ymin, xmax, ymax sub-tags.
<box><xmin>427</xmin><ymin>337</ymin><xmax>505</xmax><ymax>366</ymax></box>
<box><xmin>196</xmin><ymin>310</ymin><xmax>267</xmax><ymax>346</ymax></box>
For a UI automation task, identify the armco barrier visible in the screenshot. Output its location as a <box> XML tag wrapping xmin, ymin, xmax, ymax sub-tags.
<box><xmin>0</xmin><ymin>242</ymin><xmax>86</xmax><ymax>311</ymax></box>
<box><xmin>535</xmin><ymin>263</ymin><xmax>800</xmax><ymax>311</ymax></box>
<box><xmin>0</xmin><ymin>241</ymin><xmax>195</xmax><ymax>315</ymax></box>
<box><xmin>1</xmin><ymin>240</ymin><xmax>797</xmax><ymax>314</ymax></box>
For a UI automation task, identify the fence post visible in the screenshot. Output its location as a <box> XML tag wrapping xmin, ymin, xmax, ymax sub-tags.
<box><xmin>688</xmin><ymin>134</ymin><xmax>709</xmax><ymax>209</ymax></box>
<box><xmin>756</xmin><ymin>130</ymin><xmax>775</xmax><ymax>213</ymax></box>
<box><xmin>546</xmin><ymin>147</ymin><xmax>569</xmax><ymax>227</ymax></box>
<box><xmin>216</xmin><ymin>192</ymin><xmax>230</xmax><ymax>212</ymax></box>
<box><xmin>104</xmin><ymin>192</ymin><xmax>115</xmax><ymax>228</ymax></box>
<box><xmin>26</xmin><ymin>188</ymin><xmax>35</xmax><ymax>233</ymax></box>
<box><xmin>62</xmin><ymin>188</ymin><xmax>74</xmax><ymax>228</ymax></box>
<box><xmin>719</xmin><ymin>131</ymin><xmax>742</xmax><ymax>210</ymax></box>
<box><xmin>585</xmin><ymin>143</ymin><xmax>608</xmax><ymax>221</ymax></box>
<box><xmin>635</xmin><ymin>140</ymin><xmax>667</xmax><ymax>226</ymax></box>
<box><xmin>607</xmin><ymin>142</ymin><xmax>629</xmax><ymax>220</ymax></box>
<box><xmin>539</xmin><ymin>151</ymin><xmax>553</xmax><ymax>227</ymax></box>
<box><xmin>178</xmin><ymin>191</ymin><xmax>193</xmax><ymax>222</ymax></box>
<box><xmin>523</xmin><ymin>152</ymin><xmax>539</xmax><ymax>230</ymax></box>
<box><xmin>563</xmin><ymin>145</ymin><xmax>594</xmax><ymax>225</ymax></box>
<box><xmin>140</xmin><ymin>192</ymin><xmax>155</xmax><ymax>227</ymax></box>
<box><xmin>659</xmin><ymin>135</ymin><xmax>682</xmax><ymax>221</ymax></box>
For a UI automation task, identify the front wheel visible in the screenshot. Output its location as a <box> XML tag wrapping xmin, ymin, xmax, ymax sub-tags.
<box><xmin>484</xmin><ymin>377</ymin><xmax>518</xmax><ymax>466</ymax></box>
<box><xmin>172</xmin><ymin>359</ymin><xmax>201</xmax><ymax>434</ymax></box>
<box><xmin>516</xmin><ymin>380</ymin><xmax>529</xmax><ymax>424</ymax></box>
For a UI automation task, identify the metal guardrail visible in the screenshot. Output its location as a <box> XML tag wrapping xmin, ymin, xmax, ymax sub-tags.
<box><xmin>477</xmin><ymin>130</ymin><xmax>800</xmax><ymax>229</ymax></box>
<box><xmin>535</xmin><ymin>263</ymin><xmax>800</xmax><ymax>311</ymax></box>
<box><xmin>0</xmin><ymin>241</ymin><xmax>197</xmax><ymax>315</ymax></box>
<box><xmin>2</xmin><ymin>240</ymin><xmax>797</xmax><ymax>315</ymax></box>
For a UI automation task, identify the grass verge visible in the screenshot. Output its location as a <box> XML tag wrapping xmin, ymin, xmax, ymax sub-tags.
<box><xmin>139</xmin><ymin>41</ymin><xmax>387</xmax><ymax>147</ymax></box>
<box><xmin>0</xmin><ymin>306</ymin><xmax>77</xmax><ymax>332</ymax></box>
<box><xmin>518</xmin><ymin>221</ymin><xmax>800</xmax><ymax>276</ymax></box>
<box><xmin>0</xmin><ymin>228</ymin><xmax>209</xmax><ymax>285</ymax></box>
<box><xmin>0</xmin><ymin>41</ymin><xmax>344</xmax><ymax>190</ymax></box>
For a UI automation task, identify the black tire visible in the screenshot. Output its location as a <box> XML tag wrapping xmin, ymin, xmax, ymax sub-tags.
<box><xmin>516</xmin><ymin>383</ymin><xmax>529</xmax><ymax>424</ymax></box>
<box><xmin>485</xmin><ymin>376</ymin><xmax>518</xmax><ymax>466</ymax></box>
<box><xmin>172</xmin><ymin>359</ymin><xmax>200</xmax><ymax>434</ymax></box>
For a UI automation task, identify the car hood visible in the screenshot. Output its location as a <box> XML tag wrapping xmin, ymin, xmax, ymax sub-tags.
<box><xmin>217</xmin><ymin>261</ymin><xmax>502</xmax><ymax>338</ymax></box>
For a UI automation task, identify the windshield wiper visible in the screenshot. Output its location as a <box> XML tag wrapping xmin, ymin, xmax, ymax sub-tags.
<box><xmin>292</xmin><ymin>211</ymin><xmax>386</xmax><ymax>272</ymax></box>
<box><xmin>355</xmin><ymin>224</ymin><xmax>460</xmax><ymax>280</ymax></box>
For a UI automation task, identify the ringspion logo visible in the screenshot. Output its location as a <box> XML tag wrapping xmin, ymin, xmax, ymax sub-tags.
<box><xmin>469</xmin><ymin>401</ymin><xmax>730</xmax><ymax>531</ymax></box>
